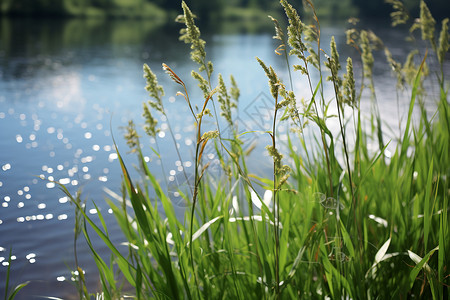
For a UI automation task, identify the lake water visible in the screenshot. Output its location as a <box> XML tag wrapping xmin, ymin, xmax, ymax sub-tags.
<box><xmin>0</xmin><ymin>17</ymin><xmax>447</xmax><ymax>298</ymax></box>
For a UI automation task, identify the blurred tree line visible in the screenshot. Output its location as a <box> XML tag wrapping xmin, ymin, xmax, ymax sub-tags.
<box><xmin>353</xmin><ymin>0</ymin><xmax>449</xmax><ymax>18</ymax></box>
<box><xmin>0</xmin><ymin>0</ymin><xmax>448</xmax><ymax>20</ymax></box>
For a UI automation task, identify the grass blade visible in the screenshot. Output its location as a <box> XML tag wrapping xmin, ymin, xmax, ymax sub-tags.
<box><xmin>7</xmin><ymin>282</ymin><xmax>29</xmax><ymax>300</ymax></box>
<box><xmin>401</xmin><ymin>51</ymin><xmax>427</xmax><ymax>158</ymax></box>
<box><xmin>408</xmin><ymin>246</ymin><xmax>439</xmax><ymax>289</ymax></box>
<box><xmin>423</xmin><ymin>158</ymin><xmax>434</xmax><ymax>252</ymax></box>
<box><xmin>58</xmin><ymin>183</ymin><xmax>136</xmax><ymax>286</ymax></box>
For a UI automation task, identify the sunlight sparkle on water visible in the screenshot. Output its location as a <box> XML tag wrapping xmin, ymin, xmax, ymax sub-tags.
<box><xmin>59</xmin><ymin>178</ymin><xmax>70</xmax><ymax>185</ymax></box>
<box><xmin>58</xmin><ymin>214</ymin><xmax>68</xmax><ymax>220</ymax></box>
<box><xmin>108</xmin><ymin>153</ymin><xmax>118</xmax><ymax>162</ymax></box>
<box><xmin>2</xmin><ymin>163</ymin><xmax>11</xmax><ymax>171</ymax></box>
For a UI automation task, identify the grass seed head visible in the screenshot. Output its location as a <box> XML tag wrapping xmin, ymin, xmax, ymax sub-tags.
<box><xmin>124</xmin><ymin>120</ymin><xmax>140</xmax><ymax>153</ymax></box>
<box><xmin>384</xmin><ymin>47</ymin><xmax>405</xmax><ymax>89</ymax></box>
<box><xmin>230</xmin><ymin>75</ymin><xmax>240</xmax><ymax>102</ymax></box>
<box><xmin>269</xmin><ymin>15</ymin><xmax>285</xmax><ymax>43</ymax></box>
<box><xmin>163</xmin><ymin>63</ymin><xmax>184</xmax><ymax>86</ymax></box>
<box><xmin>180</xmin><ymin>1</ymin><xmax>211</xmax><ymax>77</ymax></box>
<box><xmin>257</xmin><ymin>57</ymin><xmax>281</xmax><ymax>99</ymax></box>
<box><xmin>330</xmin><ymin>36</ymin><xmax>341</xmax><ymax>71</ymax></box>
<box><xmin>191</xmin><ymin>70</ymin><xmax>210</xmax><ymax>99</ymax></box>
<box><xmin>343</xmin><ymin>57</ymin><xmax>356</xmax><ymax>108</ymax></box>
<box><xmin>386</xmin><ymin>0</ymin><xmax>409</xmax><ymax>27</ymax></box>
<box><xmin>142</xmin><ymin>103</ymin><xmax>159</xmax><ymax>138</ymax></box>
<box><xmin>360</xmin><ymin>30</ymin><xmax>374</xmax><ymax>79</ymax></box>
<box><xmin>306</xmin><ymin>46</ymin><xmax>320</xmax><ymax>69</ymax></box>
<box><xmin>143</xmin><ymin>64</ymin><xmax>164</xmax><ymax>113</ymax></box>
<box><xmin>326</xmin><ymin>36</ymin><xmax>342</xmax><ymax>87</ymax></box>
<box><xmin>281</xmin><ymin>0</ymin><xmax>307</xmax><ymax>60</ymax></box>
<box><xmin>196</xmin><ymin>108</ymin><xmax>212</xmax><ymax>119</ymax></box>
<box><xmin>438</xmin><ymin>18</ymin><xmax>449</xmax><ymax>65</ymax></box>
<box><xmin>201</xmin><ymin>130</ymin><xmax>219</xmax><ymax>141</ymax></box>
<box><xmin>420</xmin><ymin>0</ymin><xmax>436</xmax><ymax>44</ymax></box>
<box><xmin>217</xmin><ymin>74</ymin><xmax>234</xmax><ymax>127</ymax></box>
<box><xmin>346</xmin><ymin>28</ymin><xmax>359</xmax><ymax>49</ymax></box>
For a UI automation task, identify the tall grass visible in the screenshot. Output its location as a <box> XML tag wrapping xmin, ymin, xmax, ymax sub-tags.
<box><xmin>58</xmin><ymin>0</ymin><xmax>449</xmax><ymax>299</ymax></box>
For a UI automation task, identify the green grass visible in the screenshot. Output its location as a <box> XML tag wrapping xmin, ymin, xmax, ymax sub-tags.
<box><xmin>55</xmin><ymin>0</ymin><xmax>449</xmax><ymax>299</ymax></box>
<box><xmin>2</xmin><ymin>248</ymin><xmax>29</xmax><ymax>300</ymax></box>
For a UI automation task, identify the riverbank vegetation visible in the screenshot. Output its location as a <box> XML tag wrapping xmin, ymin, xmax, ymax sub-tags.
<box><xmin>47</xmin><ymin>0</ymin><xmax>449</xmax><ymax>298</ymax></box>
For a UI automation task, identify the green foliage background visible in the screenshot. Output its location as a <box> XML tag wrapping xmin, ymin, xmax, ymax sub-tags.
<box><xmin>1</xmin><ymin>0</ymin><xmax>449</xmax><ymax>20</ymax></box>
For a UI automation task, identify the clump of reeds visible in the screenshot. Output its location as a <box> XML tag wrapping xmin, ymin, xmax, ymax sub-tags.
<box><xmin>57</xmin><ymin>0</ymin><xmax>448</xmax><ymax>299</ymax></box>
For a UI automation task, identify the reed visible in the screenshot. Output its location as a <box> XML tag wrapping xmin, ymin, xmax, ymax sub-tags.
<box><xmin>55</xmin><ymin>0</ymin><xmax>449</xmax><ymax>299</ymax></box>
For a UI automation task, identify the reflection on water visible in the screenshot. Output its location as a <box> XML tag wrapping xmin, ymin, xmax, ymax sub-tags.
<box><xmin>0</xmin><ymin>16</ymin><xmax>447</xmax><ymax>298</ymax></box>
